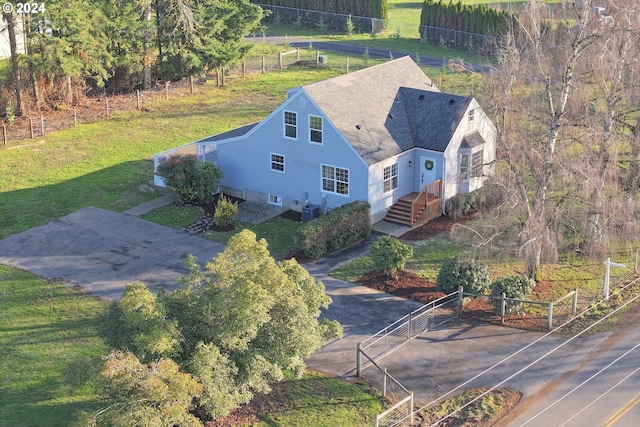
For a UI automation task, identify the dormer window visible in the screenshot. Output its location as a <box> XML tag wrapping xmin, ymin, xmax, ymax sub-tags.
<box><xmin>284</xmin><ymin>111</ymin><xmax>297</xmax><ymax>139</ymax></box>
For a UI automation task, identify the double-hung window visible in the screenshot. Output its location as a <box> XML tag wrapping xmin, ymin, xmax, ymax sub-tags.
<box><xmin>322</xmin><ymin>164</ymin><xmax>349</xmax><ymax>195</ymax></box>
<box><xmin>383</xmin><ymin>163</ymin><xmax>398</xmax><ymax>192</ymax></box>
<box><xmin>309</xmin><ymin>115</ymin><xmax>323</xmax><ymax>144</ymax></box>
<box><xmin>270</xmin><ymin>153</ymin><xmax>285</xmax><ymax>172</ymax></box>
<box><xmin>460</xmin><ymin>153</ymin><xmax>470</xmax><ymax>181</ymax></box>
<box><xmin>284</xmin><ymin>111</ymin><xmax>297</xmax><ymax>139</ymax></box>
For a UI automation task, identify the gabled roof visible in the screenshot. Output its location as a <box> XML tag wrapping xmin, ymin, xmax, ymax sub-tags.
<box><xmin>302</xmin><ymin>56</ymin><xmax>443</xmax><ymax>165</ymax></box>
<box><xmin>398</xmin><ymin>88</ymin><xmax>472</xmax><ymax>153</ymax></box>
<box><xmin>301</xmin><ymin>56</ymin><xmax>475</xmax><ymax>164</ymax></box>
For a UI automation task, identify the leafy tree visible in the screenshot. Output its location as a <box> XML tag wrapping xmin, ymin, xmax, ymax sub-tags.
<box><xmin>436</xmin><ymin>255</ymin><xmax>490</xmax><ymax>295</ymax></box>
<box><xmin>101</xmin><ymin>281</ymin><xmax>181</xmax><ymax>363</ymax></box>
<box><xmin>490</xmin><ymin>275</ymin><xmax>534</xmax><ymax>315</ymax></box>
<box><xmin>369</xmin><ymin>235</ymin><xmax>413</xmax><ymax>279</ymax></box>
<box><xmin>77</xmin><ymin>351</ymin><xmax>203</xmax><ymax>427</ymax></box>
<box><xmin>156</xmin><ymin>155</ymin><xmax>223</xmax><ymax>204</ymax></box>
<box><xmin>99</xmin><ymin>230</ymin><xmax>342</xmax><ymax>420</ymax></box>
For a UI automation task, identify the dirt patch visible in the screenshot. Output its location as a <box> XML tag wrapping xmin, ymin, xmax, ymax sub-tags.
<box><xmin>358</xmin><ymin>270</ymin><xmax>445</xmax><ymax>304</ymax></box>
<box><xmin>279</xmin><ymin>209</ymin><xmax>302</xmax><ymax>222</ymax></box>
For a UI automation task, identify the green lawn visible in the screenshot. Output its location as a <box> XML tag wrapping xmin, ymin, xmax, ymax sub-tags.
<box><xmin>0</xmin><ymin>266</ymin><xmax>109</xmax><ymax>427</ymax></box>
<box><xmin>0</xmin><ymin>67</ymin><xmax>339</xmax><ymax>240</ymax></box>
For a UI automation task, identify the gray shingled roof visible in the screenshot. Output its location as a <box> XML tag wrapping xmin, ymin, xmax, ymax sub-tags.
<box><xmin>197</xmin><ymin>122</ymin><xmax>259</xmax><ymax>143</ymax></box>
<box><xmin>398</xmin><ymin>88</ymin><xmax>472</xmax><ymax>153</ymax></box>
<box><xmin>302</xmin><ymin>56</ymin><xmax>442</xmax><ymax>165</ymax></box>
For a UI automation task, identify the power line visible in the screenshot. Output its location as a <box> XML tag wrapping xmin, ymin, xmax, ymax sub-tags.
<box><xmin>519</xmin><ymin>342</ymin><xmax>640</xmax><ymax>426</ymax></box>
<box><xmin>558</xmin><ymin>364</ymin><xmax>640</xmax><ymax>427</ymax></box>
<box><xmin>424</xmin><ymin>289</ymin><xmax>640</xmax><ymax>427</ymax></box>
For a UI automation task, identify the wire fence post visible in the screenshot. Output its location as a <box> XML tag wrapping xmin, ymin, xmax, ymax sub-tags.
<box><xmin>190</xmin><ymin>75</ymin><xmax>194</xmax><ymax>94</ymax></box>
<box><xmin>2</xmin><ymin>124</ymin><xmax>6</xmax><ymax>144</ymax></box>
<box><xmin>635</xmin><ymin>248</ymin><xmax>638</xmax><ymax>272</ymax></box>
<box><xmin>29</xmin><ymin>118</ymin><xmax>34</xmax><ymax>138</ymax></box>
<box><xmin>40</xmin><ymin>115</ymin><xmax>44</xmax><ymax>136</ymax></box>
<box><xmin>261</xmin><ymin>55</ymin><xmax>265</xmax><ymax>73</ymax></box>
<box><xmin>547</xmin><ymin>302</ymin><xmax>553</xmax><ymax>331</ymax></box>
<box><xmin>346</xmin><ymin>56</ymin><xmax>349</xmax><ymax>73</ymax></box>
<box><xmin>383</xmin><ymin>367</ymin><xmax>387</xmax><ymax>397</ymax></box>
<box><xmin>316</xmin><ymin>50</ymin><xmax>320</xmax><ymax>67</ymax></box>
<box><xmin>105</xmin><ymin>97</ymin><xmax>109</xmax><ymax>116</ymax></box>
<box><xmin>165</xmin><ymin>82</ymin><xmax>169</xmax><ymax>100</ymax></box>
<box><xmin>73</xmin><ymin>106</ymin><xmax>77</xmax><ymax>126</ymax></box>
<box><xmin>356</xmin><ymin>343</ymin><xmax>361</xmax><ymax>377</ymax></box>
<box><xmin>457</xmin><ymin>286</ymin><xmax>463</xmax><ymax>317</ymax></box>
<box><xmin>501</xmin><ymin>292</ymin><xmax>506</xmax><ymax>324</ymax></box>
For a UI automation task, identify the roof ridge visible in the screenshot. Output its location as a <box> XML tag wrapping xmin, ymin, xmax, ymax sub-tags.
<box><xmin>302</xmin><ymin>55</ymin><xmax>416</xmax><ymax>89</ymax></box>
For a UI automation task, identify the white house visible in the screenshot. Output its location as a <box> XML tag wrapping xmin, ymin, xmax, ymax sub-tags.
<box><xmin>155</xmin><ymin>56</ymin><xmax>496</xmax><ymax>226</ymax></box>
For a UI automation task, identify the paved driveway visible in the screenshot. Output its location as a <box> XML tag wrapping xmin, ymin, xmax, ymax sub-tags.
<box><xmin>0</xmin><ymin>206</ymin><xmax>225</xmax><ymax>300</ymax></box>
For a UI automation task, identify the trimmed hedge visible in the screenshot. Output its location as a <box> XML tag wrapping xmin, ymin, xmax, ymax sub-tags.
<box><xmin>257</xmin><ymin>0</ymin><xmax>388</xmax><ymax>20</ymax></box>
<box><xmin>419</xmin><ymin>0</ymin><xmax>516</xmax><ymax>54</ymax></box>
<box><xmin>295</xmin><ymin>201</ymin><xmax>371</xmax><ymax>258</ymax></box>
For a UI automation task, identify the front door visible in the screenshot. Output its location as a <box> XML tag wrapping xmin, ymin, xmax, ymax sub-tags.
<box><xmin>420</xmin><ymin>156</ymin><xmax>437</xmax><ymax>189</ymax></box>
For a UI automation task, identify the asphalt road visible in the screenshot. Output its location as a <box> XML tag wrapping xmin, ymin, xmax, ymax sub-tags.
<box><xmin>496</xmin><ymin>311</ymin><xmax>640</xmax><ymax>427</ymax></box>
<box><xmin>245</xmin><ymin>35</ymin><xmax>492</xmax><ymax>73</ymax></box>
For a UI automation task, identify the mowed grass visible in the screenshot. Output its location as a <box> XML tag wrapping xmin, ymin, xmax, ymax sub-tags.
<box><xmin>252</xmin><ymin>372</ymin><xmax>386</xmax><ymax>426</ymax></box>
<box><xmin>0</xmin><ymin>67</ymin><xmax>340</xmax><ymax>240</ymax></box>
<box><xmin>0</xmin><ymin>265</ymin><xmax>109</xmax><ymax>427</ymax></box>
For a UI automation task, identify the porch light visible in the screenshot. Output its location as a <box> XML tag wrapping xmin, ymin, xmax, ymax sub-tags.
<box><xmin>408</xmin><ymin>160</ymin><xmax>413</xmax><ymax>167</ymax></box>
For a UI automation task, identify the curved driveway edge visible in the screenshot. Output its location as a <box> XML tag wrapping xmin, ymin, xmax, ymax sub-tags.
<box><xmin>0</xmin><ymin>206</ymin><xmax>225</xmax><ymax>300</ymax></box>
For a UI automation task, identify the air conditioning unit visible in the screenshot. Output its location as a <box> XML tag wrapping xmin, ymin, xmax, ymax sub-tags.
<box><xmin>318</xmin><ymin>55</ymin><xmax>328</xmax><ymax>65</ymax></box>
<box><xmin>302</xmin><ymin>204</ymin><xmax>320</xmax><ymax>222</ymax></box>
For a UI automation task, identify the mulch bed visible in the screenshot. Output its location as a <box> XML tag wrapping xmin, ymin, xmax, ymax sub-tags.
<box><xmin>358</xmin><ymin>270</ymin><xmax>446</xmax><ymax>304</ymax></box>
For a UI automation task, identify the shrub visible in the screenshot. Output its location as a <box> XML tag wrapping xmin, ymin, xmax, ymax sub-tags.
<box><xmin>295</xmin><ymin>201</ymin><xmax>370</xmax><ymax>258</ymax></box>
<box><xmin>369</xmin><ymin>236</ymin><xmax>413</xmax><ymax>279</ymax></box>
<box><xmin>436</xmin><ymin>255</ymin><xmax>490</xmax><ymax>295</ymax></box>
<box><xmin>156</xmin><ymin>155</ymin><xmax>223</xmax><ymax>205</ymax></box>
<box><xmin>214</xmin><ymin>194</ymin><xmax>238</xmax><ymax>226</ymax></box>
<box><xmin>193</xmin><ymin>162</ymin><xmax>224</xmax><ymax>205</ymax></box>
<box><xmin>445</xmin><ymin>182</ymin><xmax>505</xmax><ymax>219</ymax></box>
<box><xmin>490</xmin><ymin>275</ymin><xmax>534</xmax><ymax>315</ymax></box>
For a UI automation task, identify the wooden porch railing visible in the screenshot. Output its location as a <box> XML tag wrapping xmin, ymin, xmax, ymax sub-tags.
<box><xmin>410</xmin><ymin>179</ymin><xmax>442</xmax><ymax>225</ymax></box>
